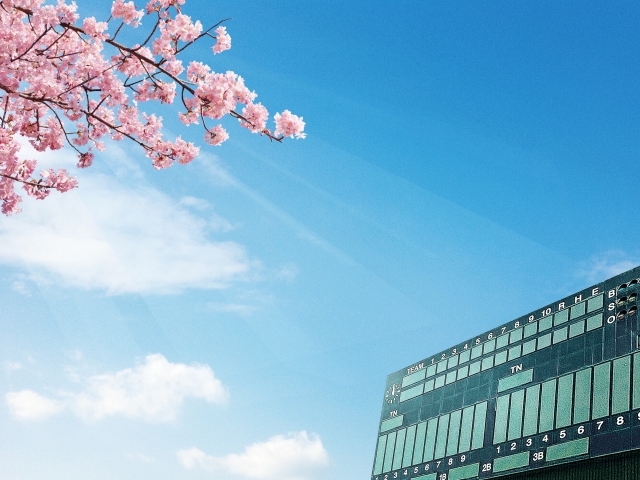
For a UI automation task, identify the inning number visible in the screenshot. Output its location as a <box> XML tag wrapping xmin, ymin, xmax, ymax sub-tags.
<box><xmin>577</xmin><ymin>425</ymin><xmax>585</xmax><ymax>435</ymax></box>
<box><xmin>617</xmin><ymin>416</ymin><xmax>625</xmax><ymax>426</ymax></box>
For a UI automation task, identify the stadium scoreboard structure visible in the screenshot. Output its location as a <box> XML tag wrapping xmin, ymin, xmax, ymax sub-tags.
<box><xmin>371</xmin><ymin>267</ymin><xmax>640</xmax><ymax>480</ymax></box>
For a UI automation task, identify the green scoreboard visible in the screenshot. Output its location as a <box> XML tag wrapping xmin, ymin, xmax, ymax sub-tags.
<box><xmin>371</xmin><ymin>266</ymin><xmax>640</xmax><ymax>480</ymax></box>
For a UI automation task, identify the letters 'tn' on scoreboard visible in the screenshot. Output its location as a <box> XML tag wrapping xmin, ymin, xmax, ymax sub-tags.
<box><xmin>371</xmin><ymin>266</ymin><xmax>640</xmax><ymax>480</ymax></box>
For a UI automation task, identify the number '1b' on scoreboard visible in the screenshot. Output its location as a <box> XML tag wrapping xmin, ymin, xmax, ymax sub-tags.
<box><xmin>371</xmin><ymin>266</ymin><xmax>640</xmax><ymax>480</ymax></box>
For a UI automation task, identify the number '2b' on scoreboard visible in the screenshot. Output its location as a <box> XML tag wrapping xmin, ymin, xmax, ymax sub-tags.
<box><xmin>371</xmin><ymin>266</ymin><xmax>640</xmax><ymax>480</ymax></box>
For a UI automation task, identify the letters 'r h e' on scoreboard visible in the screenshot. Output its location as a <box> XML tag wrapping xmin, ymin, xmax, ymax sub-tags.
<box><xmin>371</xmin><ymin>266</ymin><xmax>640</xmax><ymax>480</ymax></box>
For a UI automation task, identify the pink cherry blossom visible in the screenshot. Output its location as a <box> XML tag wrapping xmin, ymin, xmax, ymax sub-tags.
<box><xmin>212</xmin><ymin>26</ymin><xmax>231</xmax><ymax>54</ymax></box>
<box><xmin>274</xmin><ymin>111</ymin><xmax>306</xmax><ymax>139</ymax></box>
<box><xmin>240</xmin><ymin>103</ymin><xmax>269</xmax><ymax>133</ymax></box>
<box><xmin>0</xmin><ymin>0</ymin><xmax>305</xmax><ymax>215</ymax></box>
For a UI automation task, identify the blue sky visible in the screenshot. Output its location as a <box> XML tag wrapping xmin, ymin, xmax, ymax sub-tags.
<box><xmin>1</xmin><ymin>1</ymin><xmax>639</xmax><ymax>479</ymax></box>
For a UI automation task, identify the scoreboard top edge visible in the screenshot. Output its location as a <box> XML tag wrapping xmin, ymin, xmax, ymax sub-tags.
<box><xmin>387</xmin><ymin>265</ymin><xmax>640</xmax><ymax>383</ymax></box>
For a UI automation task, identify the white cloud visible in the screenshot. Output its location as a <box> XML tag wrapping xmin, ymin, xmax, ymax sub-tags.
<box><xmin>5</xmin><ymin>390</ymin><xmax>65</xmax><ymax>420</ymax></box>
<box><xmin>0</xmin><ymin>144</ymin><xmax>257</xmax><ymax>295</ymax></box>
<box><xmin>6</xmin><ymin>354</ymin><xmax>228</xmax><ymax>423</ymax></box>
<box><xmin>177</xmin><ymin>431</ymin><xmax>330</xmax><ymax>480</ymax></box>
<box><xmin>577</xmin><ymin>250</ymin><xmax>640</xmax><ymax>283</ymax></box>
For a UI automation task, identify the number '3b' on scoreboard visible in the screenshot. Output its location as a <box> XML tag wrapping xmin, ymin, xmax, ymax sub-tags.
<box><xmin>371</xmin><ymin>266</ymin><xmax>640</xmax><ymax>480</ymax></box>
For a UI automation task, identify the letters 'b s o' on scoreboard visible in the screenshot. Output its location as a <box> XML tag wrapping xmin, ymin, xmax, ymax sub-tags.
<box><xmin>371</xmin><ymin>266</ymin><xmax>640</xmax><ymax>480</ymax></box>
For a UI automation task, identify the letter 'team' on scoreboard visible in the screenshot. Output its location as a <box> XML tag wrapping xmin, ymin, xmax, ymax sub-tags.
<box><xmin>371</xmin><ymin>266</ymin><xmax>640</xmax><ymax>480</ymax></box>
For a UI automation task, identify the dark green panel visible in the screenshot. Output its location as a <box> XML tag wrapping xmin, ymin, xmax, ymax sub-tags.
<box><xmin>445</xmin><ymin>370</ymin><xmax>457</xmax><ymax>385</ymax></box>
<box><xmin>507</xmin><ymin>389</ymin><xmax>525</xmax><ymax>441</ymax></box>
<box><xmin>498</xmin><ymin>368</ymin><xmax>533</xmax><ymax>393</ymax></box>
<box><xmin>412</xmin><ymin>422</ymin><xmax>427</xmax><ymax>465</ymax></box>
<box><xmin>539</xmin><ymin>379</ymin><xmax>557</xmax><ymax>432</ymax></box>
<box><xmin>509</xmin><ymin>327</ymin><xmax>523</xmax><ymax>344</ymax></box>
<box><xmin>402</xmin><ymin>425</ymin><xmax>416</xmax><ymax>468</ymax></box>
<box><xmin>458</xmin><ymin>405</ymin><xmax>474</xmax><ymax>453</ymax></box>
<box><xmin>424</xmin><ymin>379</ymin><xmax>434</xmax><ymax>393</ymax></box>
<box><xmin>402</xmin><ymin>369</ymin><xmax>426</xmax><ymax>387</ymax></box>
<box><xmin>493</xmin><ymin>394</ymin><xmax>510</xmax><ymax>444</ymax></box>
<box><xmin>459</xmin><ymin>349</ymin><xmax>471</xmax><ymax>364</ymax></box>
<box><xmin>471</xmin><ymin>402</ymin><xmax>487</xmax><ymax>450</ymax></box>
<box><xmin>382</xmin><ymin>431</ymin><xmax>396</xmax><ymax>473</ymax></box>
<box><xmin>373</xmin><ymin>434</ymin><xmax>387</xmax><ymax>475</ymax></box>
<box><xmin>493</xmin><ymin>451</ymin><xmax>530</xmax><ymax>473</ymax></box>
<box><xmin>539</xmin><ymin>315</ymin><xmax>553</xmax><ymax>331</ymax></box>
<box><xmin>448</xmin><ymin>463</ymin><xmax>479</xmax><ymax>480</ymax></box>
<box><xmin>634</xmin><ymin>353</ymin><xmax>640</xmax><ymax>410</ymax></box>
<box><xmin>413</xmin><ymin>474</ymin><xmax>436</xmax><ymax>480</ymax></box>
<box><xmin>447</xmin><ymin>409</ymin><xmax>462</xmax><ymax>456</ymax></box>
<box><xmin>471</xmin><ymin>345</ymin><xmax>482</xmax><ymax>359</ymax></box>
<box><xmin>612</xmin><ymin>356</ymin><xmax>631</xmax><ymax>415</ymax></box>
<box><xmin>552</xmin><ymin>326</ymin><xmax>568</xmax><ymax>344</ymax></box>
<box><xmin>522</xmin><ymin>384</ymin><xmax>540</xmax><ymax>437</ymax></box>
<box><xmin>423</xmin><ymin>417</ymin><xmax>438</xmax><ymax>462</ymax></box>
<box><xmin>494</xmin><ymin>350</ymin><xmax>507</xmax><ymax>366</ymax></box>
<box><xmin>554</xmin><ymin>309</ymin><xmax>568</xmax><ymax>325</ymax></box>
<box><xmin>586</xmin><ymin>313</ymin><xmax>603</xmax><ymax>331</ymax></box>
<box><xmin>587</xmin><ymin>293</ymin><xmax>603</xmax><ymax>312</ymax></box>
<box><xmin>400</xmin><ymin>383</ymin><xmax>423</xmax><ymax>402</ymax></box>
<box><xmin>522</xmin><ymin>338</ymin><xmax>536</xmax><ymax>355</ymax></box>
<box><xmin>508</xmin><ymin>345</ymin><xmax>521</xmax><ymax>361</ymax></box>
<box><xmin>524</xmin><ymin>322</ymin><xmax>537</xmax><ymax>338</ymax></box>
<box><xmin>573</xmin><ymin>367</ymin><xmax>592</xmax><ymax>424</ymax></box>
<box><xmin>448</xmin><ymin>355</ymin><xmax>459</xmax><ymax>369</ymax></box>
<box><xmin>434</xmin><ymin>414</ymin><xmax>449</xmax><ymax>459</ymax></box>
<box><xmin>537</xmin><ymin>332</ymin><xmax>552</xmax><ymax>349</ymax></box>
<box><xmin>592</xmin><ymin>361</ymin><xmax>611</xmax><ymax>419</ymax></box>
<box><xmin>546</xmin><ymin>437</ymin><xmax>589</xmax><ymax>462</ymax></box>
<box><xmin>392</xmin><ymin>428</ymin><xmax>406</xmax><ymax>470</ymax></box>
<box><xmin>555</xmin><ymin>373</ymin><xmax>574</xmax><ymax>428</ymax></box>
<box><xmin>570</xmin><ymin>302</ymin><xmax>586</xmax><ymax>319</ymax></box>
<box><xmin>380</xmin><ymin>415</ymin><xmax>403</xmax><ymax>432</ymax></box>
<box><xmin>569</xmin><ymin>320</ymin><xmax>585</xmax><ymax>338</ymax></box>
<box><xmin>481</xmin><ymin>356</ymin><xmax>494</xmax><ymax>371</ymax></box>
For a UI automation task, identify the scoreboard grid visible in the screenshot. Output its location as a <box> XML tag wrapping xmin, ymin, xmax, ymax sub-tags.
<box><xmin>371</xmin><ymin>266</ymin><xmax>640</xmax><ymax>480</ymax></box>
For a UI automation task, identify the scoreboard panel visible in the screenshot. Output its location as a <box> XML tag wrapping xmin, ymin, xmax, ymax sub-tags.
<box><xmin>371</xmin><ymin>266</ymin><xmax>640</xmax><ymax>480</ymax></box>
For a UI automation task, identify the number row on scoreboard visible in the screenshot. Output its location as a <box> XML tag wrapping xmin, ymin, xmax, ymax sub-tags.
<box><xmin>399</xmin><ymin>313</ymin><xmax>604</xmax><ymax>403</ymax></box>
<box><xmin>402</xmin><ymin>293</ymin><xmax>604</xmax><ymax>381</ymax></box>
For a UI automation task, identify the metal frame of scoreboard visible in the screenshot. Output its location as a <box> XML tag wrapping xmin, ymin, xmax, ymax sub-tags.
<box><xmin>371</xmin><ymin>266</ymin><xmax>640</xmax><ymax>480</ymax></box>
